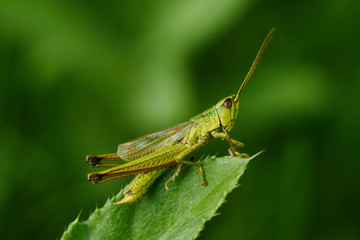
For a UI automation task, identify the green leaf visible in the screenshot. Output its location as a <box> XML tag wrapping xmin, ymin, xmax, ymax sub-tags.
<box><xmin>61</xmin><ymin>153</ymin><xmax>261</xmax><ymax>240</ymax></box>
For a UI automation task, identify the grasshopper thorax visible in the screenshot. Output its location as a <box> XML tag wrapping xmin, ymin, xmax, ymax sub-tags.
<box><xmin>215</xmin><ymin>95</ymin><xmax>239</xmax><ymax>132</ymax></box>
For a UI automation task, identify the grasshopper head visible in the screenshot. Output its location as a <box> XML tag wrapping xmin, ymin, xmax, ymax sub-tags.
<box><xmin>215</xmin><ymin>95</ymin><xmax>239</xmax><ymax>132</ymax></box>
<box><xmin>215</xmin><ymin>28</ymin><xmax>275</xmax><ymax>132</ymax></box>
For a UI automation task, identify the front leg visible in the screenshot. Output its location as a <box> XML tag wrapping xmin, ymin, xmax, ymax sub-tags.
<box><xmin>211</xmin><ymin>131</ymin><xmax>249</xmax><ymax>158</ymax></box>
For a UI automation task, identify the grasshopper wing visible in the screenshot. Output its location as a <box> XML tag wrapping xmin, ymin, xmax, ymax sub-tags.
<box><xmin>117</xmin><ymin>121</ymin><xmax>196</xmax><ymax>161</ymax></box>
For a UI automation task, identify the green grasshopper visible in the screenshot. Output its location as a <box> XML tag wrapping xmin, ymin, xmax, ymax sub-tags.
<box><xmin>87</xmin><ymin>28</ymin><xmax>275</xmax><ymax>204</ymax></box>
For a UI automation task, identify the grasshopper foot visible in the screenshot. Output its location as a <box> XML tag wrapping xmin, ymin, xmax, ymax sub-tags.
<box><xmin>200</xmin><ymin>171</ymin><xmax>207</xmax><ymax>186</ymax></box>
<box><xmin>238</xmin><ymin>152</ymin><xmax>250</xmax><ymax>158</ymax></box>
<box><xmin>164</xmin><ymin>180</ymin><xmax>171</xmax><ymax>191</ymax></box>
<box><xmin>164</xmin><ymin>174</ymin><xmax>178</xmax><ymax>190</ymax></box>
<box><xmin>86</xmin><ymin>155</ymin><xmax>103</xmax><ymax>166</ymax></box>
<box><xmin>88</xmin><ymin>173</ymin><xmax>103</xmax><ymax>183</ymax></box>
<box><xmin>228</xmin><ymin>148</ymin><xmax>249</xmax><ymax>158</ymax></box>
<box><xmin>164</xmin><ymin>163</ymin><xmax>183</xmax><ymax>190</ymax></box>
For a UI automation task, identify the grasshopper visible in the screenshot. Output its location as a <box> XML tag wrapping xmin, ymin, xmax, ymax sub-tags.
<box><xmin>87</xmin><ymin>28</ymin><xmax>275</xmax><ymax>204</ymax></box>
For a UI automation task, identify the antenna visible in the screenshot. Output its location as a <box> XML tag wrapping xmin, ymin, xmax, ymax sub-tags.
<box><xmin>234</xmin><ymin>28</ymin><xmax>275</xmax><ymax>102</ymax></box>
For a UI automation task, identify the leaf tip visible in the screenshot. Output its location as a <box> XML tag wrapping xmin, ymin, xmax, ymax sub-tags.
<box><xmin>246</xmin><ymin>149</ymin><xmax>265</xmax><ymax>163</ymax></box>
<box><xmin>76</xmin><ymin>208</ymin><xmax>83</xmax><ymax>221</ymax></box>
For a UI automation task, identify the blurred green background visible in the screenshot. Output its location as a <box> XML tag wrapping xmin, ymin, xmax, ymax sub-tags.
<box><xmin>1</xmin><ymin>0</ymin><xmax>359</xmax><ymax>239</ymax></box>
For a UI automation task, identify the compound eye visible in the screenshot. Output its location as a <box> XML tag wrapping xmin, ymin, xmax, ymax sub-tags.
<box><xmin>223</xmin><ymin>98</ymin><xmax>232</xmax><ymax>109</ymax></box>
